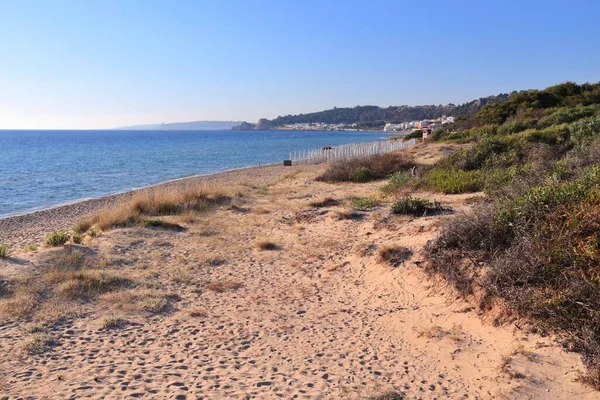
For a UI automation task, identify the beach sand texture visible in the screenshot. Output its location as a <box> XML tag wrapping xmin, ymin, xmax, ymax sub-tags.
<box><xmin>0</xmin><ymin>145</ymin><xmax>597</xmax><ymax>399</ymax></box>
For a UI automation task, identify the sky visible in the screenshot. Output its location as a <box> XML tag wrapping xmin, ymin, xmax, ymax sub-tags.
<box><xmin>0</xmin><ymin>0</ymin><xmax>599</xmax><ymax>129</ymax></box>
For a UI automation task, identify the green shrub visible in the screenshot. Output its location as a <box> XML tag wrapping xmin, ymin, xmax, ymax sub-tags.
<box><xmin>484</xmin><ymin>165</ymin><xmax>531</xmax><ymax>195</ymax></box>
<box><xmin>497</xmin><ymin>166</ymin><xmax>600</xmax><ymax>226</ymax></box>
<box><xmin>392</xmin><ymin>196</ymin><xmax>442</xmax><ymax>217</ymax></box>
<box><xmin>538</xmin><ymin>105</ymin><xmax>596</xmax><ymax>128</ymax></box>
<box><xmin>350</xmin><ymin>166</ymin><xmax>372</xmax><ymax>182</ymax></box>
<box><xmin>72</xmin><ymin>233</ymin><xmax>84</xmax><ymax>244</ymax></box>
<box><xmin>403</xmin><ymin>130</ymin><xmax>423</xmax><ymax>141</ymax></box>
<box><xmin>419</xmin><ymin>167</ymin><xmax>484</xmax><ymax>194</ymax></box>
<box><xmin>381</xmin><ymin>171</ymin><xmax>412</xmax><ymax>195</ymax></box>
<box><xmin>497</xmin><ymin>119</ymin><xmax>537</xmax><ymax>135</ymax></box>
<box><xmin>350</xmin><ymin>197</ymin><xmax>379</xmax><ymax>209</ymax></box>
<box><xmin>0</xmin><ymin>244</ymin><xmax>8</xmax><ymax>258</ymax></box>
<box><xmin>23</xmin><ymin>244</ymin><xmax>38</xmax><ymax>252</ymax></box>
<box><xmin>45</xmin><ymin>231</ymin><xmax>70</xmax><ymax>247</ymax></box>
<box><xmin>569</xmin><ymin>116</ymin><xmax>600</xmax><ymax>148</ymax></box>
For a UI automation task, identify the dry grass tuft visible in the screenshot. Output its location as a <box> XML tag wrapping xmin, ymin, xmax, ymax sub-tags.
<box><xmin>21</xmin><ymin>332</ymin><xmax>55</xmax><ymax>354</ymax></box>
<box><xmin>50</xmin><ymin>270</ymin><xmax>131</xmax><ymax>299</ymax></box>
<box><xmin>334</xmin><ymin>210</ymin><xmax>363</xmax><ymax>220</ymax></box>
<box><xmin>0</xmin><ymin>282</ymin><xmax>39</xmax><ymax>320</ymax></box>
<box><xmin>140</xmin><ymin>218</ymin><xmax>185</xmax><ymax>231</ymax></box>
<box><xmin>83</xmin><ymin>186</ymin><xmax>230</xmax><ymax>231</ymax></box>
<box><xmin>309</xmin><ymin>197</ymin><xmax>341</xmax><ymax>208</ymax></box>
<box><xmin>187</xmin><ymin>306</ymin><xmax>209</xmax><ymax>318</ymax></box>
<box><xmin>101</xmin><ymin>289</ymin><xmax>171</xmax><ymax>314</ymax></box>
<box><xmin>378</xmin><ymin>245</ymin><xmax>413</xmax><ymax>267</ymax></box>
<box><xmin>73</xmin><ymin>220</ymin><xmax>92</xmax><ymax>234</ymax></box>
<box><xmin>206</xmin><ymin>279</ymin><xmax>244</xmax><ymax>293</ymax></box>
<box><xmin>256</xmin><ymin>241</ymin><xmax>279</xmax><ymax>251</ymax></box>
<box><xmin>368</xmin><ymin>391</ymin><xmax>406</xmax><ymax>400</ymax></box>
<box><xmin>205</xmin><ymin>257</ymin><xmax>227</xmax><ymax>267</ymax></box>
<box><xmin>101</xmin><ymin>316</ymin><xmax>127</xmax><ymax>330</ymax></box>
<box><xmin>23</xmin><ymin>244</ymin><xmax>38</xmax><ymax>252</ymax></box>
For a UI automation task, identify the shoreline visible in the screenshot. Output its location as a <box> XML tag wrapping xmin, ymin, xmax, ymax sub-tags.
<box><xmin>0</xmin><ymin>162</ymin><xmax>280</xmax><ymax>220</ymax></box>
<box><xmin>0</xmin><ymin>162</ymin><xmax>321</xmax><ymax>249</ymax></box>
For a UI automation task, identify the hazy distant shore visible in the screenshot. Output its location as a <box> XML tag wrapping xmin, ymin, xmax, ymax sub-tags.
<box><xmin>0</xmin><ymin>163</ymin><xmax>318</xmax><ymax>249</ymax></box>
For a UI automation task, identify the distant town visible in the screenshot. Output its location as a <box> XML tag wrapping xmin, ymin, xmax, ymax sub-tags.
<box><xmin>275</xmin><ymin>115</ymin><xmax>456</xmax><ymax>133</ymax></box>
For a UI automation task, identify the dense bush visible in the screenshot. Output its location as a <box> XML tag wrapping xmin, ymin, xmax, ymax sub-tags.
<box><xmin>316</xmin><ymin>153</ymin><xmax>414</xmax><ymax>183</ymax></box>
<box><xmin>537</xmin><ymin>105</ymin><xmax>597</xmax><ymax>128</ymax></box>
<box><xmin>569</xmin><ymin>116</ymin><xmax>600</xmax><ymax>149</ymax></box>
<box><xmin>418</xmin><ymin>167</ymin><xmax>484</xmax><ymax>194</ymax></box>
<box><xmin>423</xmin><ymin>80</ymin><xmax>600</xmax><ymax>387</ymax></box>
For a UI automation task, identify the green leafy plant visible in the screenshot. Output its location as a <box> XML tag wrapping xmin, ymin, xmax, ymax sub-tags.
<box><xmin>0</xmin><ymin>244</ymin><xmax>8</xmax><ymax>258</ymax></box>
<box><xmin>350</xmin><ymin>197</ymin><xmax>379</xmax><ymax>209</ymax></box>
<box><xmin>350</xmin><ymin>166</ymin><xmax>372</xmax><ymax>182</ymax></box>
<box><xmin>381</xmin><ymin>171</ymin><xmax>412</xmax><ymax>195</ymax></box>
<box><xmin>45</xmin><ymin>231</ymin><xmax>70</xmax><ymax>247</ymax></box>
<box><xmin>419</xmin><ymin>167</ymin><xmax>484</xmax><ymax>194</ymax></box>
<box><xmin>391</xmin><ymin>196</ymin><xmax>443</xmax><ymax>217</ymax></box>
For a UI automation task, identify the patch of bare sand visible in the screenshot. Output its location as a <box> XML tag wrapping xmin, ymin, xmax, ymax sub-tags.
<box><xmin>0</xmin><ymin>157</ymin><xmax>597</xmax><ymax>399</ymax></box>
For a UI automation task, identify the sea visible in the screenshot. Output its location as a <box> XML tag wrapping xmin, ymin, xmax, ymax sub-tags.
<box><xmin>0</xmin><ymin>129</ymin><xmax>394</xmax><ymax>217</ymax></box>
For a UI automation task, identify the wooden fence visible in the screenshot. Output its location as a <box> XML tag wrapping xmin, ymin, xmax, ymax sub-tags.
<box><xmin>288</xmin><ymin>138</ymin><xmax>416</xmax><ymax>165</ymax></box>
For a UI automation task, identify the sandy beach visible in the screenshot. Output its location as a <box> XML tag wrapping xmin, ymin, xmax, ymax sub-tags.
<box><xmin>0</xmin><ymin>145</ymin><xmax>597</xmax><ymax>399</ymax></box>
<box><xmin>0</xmin><ymin>164</ymin><xmax>320</xmax><ymax>251</ymax></box>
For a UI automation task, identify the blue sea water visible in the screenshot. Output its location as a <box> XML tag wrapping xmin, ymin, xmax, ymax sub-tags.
<box><xmin>0</xmin><ymin>129</ymin><xmax>392</xmax><ymax>217</ymax></box>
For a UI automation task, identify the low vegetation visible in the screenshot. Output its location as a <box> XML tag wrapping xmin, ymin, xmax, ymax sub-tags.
<box><xmin>380</xmin><ymin>171</ymin><xmax>412</xmax><ymax>195</ymax></box>
<box><xmin>422</xmin><ymin>81</ymin><xmax>600</xmax><ymax>386</ymax></box>
<box><xmin>369</xmin><ymin>391</ymin><xmax>405</xmax><ymax>400</ymax></box>
<box><xmin>417</xmin><ymin>166</ymin><xmax>484</xmax><ymax>194</ymax></box>
<box><xmin>334</xmin><ymin>210</ymin><xmax>363</xmax><ymax>220</ymax></box>
<box><xmin>23</xmin><ymin>244</ymin><xmax>38</xmax><ymax>252</ymax></box>
<box><xmin>45</xmin><ymin>231</ymin><xmax>70</xmax><ymax>247</ymax></box>
<box><xmin>21</xmin><ymin>332</ymin><xmax>55</xmax><ymax>354</ymax></box>
<box><xmin>391</xmin><ymin>196</ymin><xmax>443</xmax><ymax>217</ymax></box>
<box><xmin>82</xmin><ymin>187</ymin><xmax>230</xmax><ymax>231</ymax></box>
<box><xmin>350</xmin><ymin>197</ymin><xmax>379</xmax><ymax>209</ymax></box>
<box><xmin>316</xmin><ymin>152</ymin><xmax>414</xmax><ymax>183</ymax></box>
<box><xmin>309</xmin><ymin>197</ymin><xmax>340</xmax><ymax>208</ymax></box>
<box><xmin>101</xmin><ymin>316</ymin><xmax>127</xmax><ymax>330</ymax></box>
<box><xmin>0</xmin><ymin>244</ymin><xmax>8</xmax><ymax>258</ymax></box>
<box><xmin>71</xmin><ymin>233</ymin><xmax>83</xmax><ymax>244</ymax></box>
<box><xmin>140</xmin><ymin>218</ymin><xmax>184</xmax><ymax>231</ymax></box>
<box><xmin>257</xmin><ymin>241</ymin><xmax>279</xmax><ymax>251</ymax></box>
<box><xmin>206</xmin><ymin>279</ymin><xmax>244</xmax><ymax>293</ymax></box>
<box><xmin>0</xmin><ymin>247</ymin><xmax>132</xmax><ymax>322</ymax></box>
<box><xmin>378</xmin><ymin>245</ymin><xmax>413</xmax><ymax>267</ymax></box>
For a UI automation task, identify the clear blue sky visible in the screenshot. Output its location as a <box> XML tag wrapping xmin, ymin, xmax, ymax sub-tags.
<box><xmin>1</xmin><ymin>0</ymin><xmax>599</xmax><ymax>129</ymax></box>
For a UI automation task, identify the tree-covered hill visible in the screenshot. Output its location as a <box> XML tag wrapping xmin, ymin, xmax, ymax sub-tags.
<box><xmin>261</xmin><ymin>94</ymin><xmax>509</xmax><ymax>127</ymax></box>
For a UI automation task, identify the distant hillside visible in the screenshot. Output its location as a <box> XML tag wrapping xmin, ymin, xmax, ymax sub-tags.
<box><xmin>259</xmin><ymin>95</ymin><xmax>509</xmax><ymax>128</ymax></box>
<box><xmin>115</xmin><ymin>121</ymin><xmax>242</xmax><ymax>130</ymax></box>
